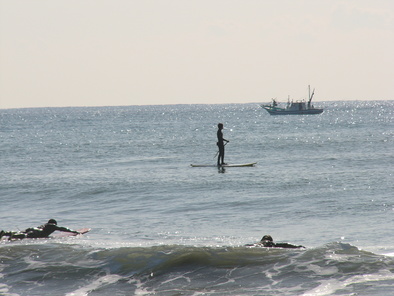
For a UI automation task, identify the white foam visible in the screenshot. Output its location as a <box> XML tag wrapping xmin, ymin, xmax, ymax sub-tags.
<box><xmin>0</xmin><ymin>283</ymin><xmax>20</xmax><ymax>296</ymax></box>
<box><xmin>302</xmin><ymin>271</ymin><xmax>394</xmax><ymax>296</ymax></box>
<box><xmin>307</xmin><ymin>264</ymin><xmax>338</xmax><ymax>276</ymax></box>
<box><xmin>65</xmin><ymin>274</ymin><xmax>123</xmax><ymax>296</ymax></box>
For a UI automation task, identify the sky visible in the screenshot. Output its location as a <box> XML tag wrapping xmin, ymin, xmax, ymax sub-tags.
<box><xmin>0</xmin><ymin>0</ymin><xmax>393</xmax><ymax>109</ymax></box>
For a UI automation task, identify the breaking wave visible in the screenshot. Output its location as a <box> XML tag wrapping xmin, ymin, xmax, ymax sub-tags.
<box><xmin>1</xmin><ymin>241</ymin><xmax>394</xmax><ymax>295</ymax></box>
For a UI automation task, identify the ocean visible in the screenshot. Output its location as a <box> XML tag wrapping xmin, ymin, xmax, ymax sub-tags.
<box><xmin>0</xmin><ymin>101</ymin><xmax>393</xmax><ymax>296</ymax></box>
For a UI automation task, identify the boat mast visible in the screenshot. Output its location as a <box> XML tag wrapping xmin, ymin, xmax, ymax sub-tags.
<box><xmin>308</xmin><ymin>85</ymin><xmax>315</xmax><ymax>107</ymax></box>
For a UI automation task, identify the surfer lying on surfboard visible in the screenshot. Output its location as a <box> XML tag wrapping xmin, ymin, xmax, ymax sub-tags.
<box><xmin>0</xmin><ymin>219</ymin><xmax>80</xmax><ymax>240</ymax></box>
<box><xmin>246</xmin><ymin>235</ymin><xmax>305</xmax><ymax>249</ymax></box>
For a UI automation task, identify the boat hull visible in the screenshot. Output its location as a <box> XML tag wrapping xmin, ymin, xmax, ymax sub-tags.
<box><xmin>264</xmin><ymin>107</ymin><xmax>323</xmax><ymax>115</ymax></box>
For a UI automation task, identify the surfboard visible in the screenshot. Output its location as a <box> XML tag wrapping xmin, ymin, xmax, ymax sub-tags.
<box><xmin>1</xmin><ymin>228</ymin><xmax>91</xmax><ymax>242</ymax></box>
<box><xmin>52</xmin><ymin>228</ymin><xmax>91</xmax><ymax>238</ymax></box>
<box><xmin>190</xmin><ymin>162</ymin><xmax>257</xmax><ymax>167</ymax></box>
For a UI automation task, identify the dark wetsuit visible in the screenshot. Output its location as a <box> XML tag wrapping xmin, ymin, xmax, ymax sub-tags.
<box><xmin>217</xmin><ymin>126</ymin><xmax>227</xmax><ymax>166</ymax></box>
<box><xmin>24</xmin><ymin>223</ymin><xmax>77</xmax><ymax>238</ymax></box>
<box><xmin>260</xmin><ymin>239</ymin><xmax>304</xmax><ymax>249</ymax></box>
<box><xmin>1</xmin><ymin>223</ymin><xmax>78</xmax><ymax>240</ymax></box>
<box><xmin>245</xmin><ymin>235</ymin><xmax>305</xmax><ymax>249</ymax></box>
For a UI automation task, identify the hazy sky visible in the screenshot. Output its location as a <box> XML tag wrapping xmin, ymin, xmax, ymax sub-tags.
<box><xmin>1</xmin><ymin>0</ymin><xmax>393</xmax><ymax>109</ymax></box>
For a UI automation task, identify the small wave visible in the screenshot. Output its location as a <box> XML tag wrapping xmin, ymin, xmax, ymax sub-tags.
<box><xmin>2</xmin><ymin>242</ymin><xmax>394</xmax><ymax>295</ymax></box>
<box><xmin>92</xmin><ymin>244</ymin><xmax>296</xmax><ymax>276</ymax></box>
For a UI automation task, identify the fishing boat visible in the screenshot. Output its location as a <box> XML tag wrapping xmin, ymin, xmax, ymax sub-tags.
<box><xmin>261</xmin><ymin>86</ymin><xmax>323</xmax><ymax>115</ymax></box>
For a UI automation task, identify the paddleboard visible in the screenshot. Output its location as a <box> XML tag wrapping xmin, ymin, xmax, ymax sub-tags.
<box><xmin>190</xmin><ymin>162</ymin><xmax>257</xmax><ymax>167</ymax></box>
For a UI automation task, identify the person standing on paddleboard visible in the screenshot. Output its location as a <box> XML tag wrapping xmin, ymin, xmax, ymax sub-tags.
<box><xmin>217</xmin><ymin>123</ymin><xmax>229</xmax><ymax>166</ymax></box>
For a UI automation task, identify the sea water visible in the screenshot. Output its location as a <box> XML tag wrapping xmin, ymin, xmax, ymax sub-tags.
<box><xmin>0</xmin><ymin>101</ymin><xmax>393</xmax><ymax>296</ymax></box>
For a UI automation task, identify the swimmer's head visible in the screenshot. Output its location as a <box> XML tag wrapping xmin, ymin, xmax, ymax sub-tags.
<box><xmin>261</xmin><ymin>235</ymin><xmax>273</xmax><ymax>242</ymax></box>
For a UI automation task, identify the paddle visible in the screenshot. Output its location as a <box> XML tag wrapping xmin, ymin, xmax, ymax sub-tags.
<box><xmin>213</xmin><ymin>141</ymin><xmax>228</xmax><ymax>159</ymax></box>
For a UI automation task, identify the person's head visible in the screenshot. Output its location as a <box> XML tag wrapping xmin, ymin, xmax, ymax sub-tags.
<box><xmin>218</xmin><ymin>123</ymin><xmax>223</xmax><ymax>130</ymax></box>
<box><xmin>48</xmin><ymin>219</ymin><xmax>57</xmax><ymax>225</ymax></box>
<box><xmin>261</xmin><ymin>235</ymin><xmax>273</xmax><ymax>242</ymax></box>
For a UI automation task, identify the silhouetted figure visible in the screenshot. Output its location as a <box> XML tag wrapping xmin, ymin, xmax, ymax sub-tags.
<box><xmin>0</xmin><ymin>219</ymin><xmax>79</xmax><ymax>240</ymax></box>
<box><xmin>217</xmin><ymin>123</ymin><xmax>229</xmax><ymax>166</ymax></box>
